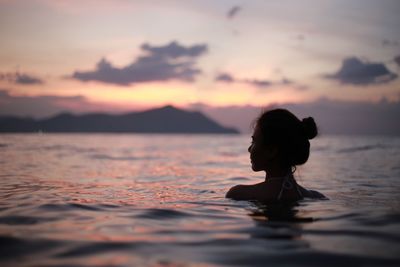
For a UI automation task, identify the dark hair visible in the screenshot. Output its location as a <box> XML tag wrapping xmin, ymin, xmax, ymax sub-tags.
<box><xmin>255</xmin><ymin>109</ymin><xmax>317</xmax><ymax>168</ymax></box>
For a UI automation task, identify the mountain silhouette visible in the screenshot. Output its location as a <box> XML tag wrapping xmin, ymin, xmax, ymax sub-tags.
<box><xmin>0</xmin><ymin>105</ymin><xmax>239</xmax><ymax>134</ymax></box>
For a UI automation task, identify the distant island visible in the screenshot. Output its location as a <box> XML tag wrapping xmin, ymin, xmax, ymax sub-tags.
<box><xmin>0</xmin><ymin>105</ymin><xmax>239</xmax><ymax>134</ymax></box>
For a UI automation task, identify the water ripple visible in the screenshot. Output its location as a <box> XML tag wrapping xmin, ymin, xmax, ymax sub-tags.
<box><xmin>136</xmin><ymin>208</ymin><xmax>191</xmax><ymax>219</ymax></box>
<box><xmin>0</xmin><ymin>215</ymin><xmax>58</xmax><ymax>225</ymax></box>
<box><xmin>0</xmin><ymin>134</ymin><xmax>399</xmax><ymax>266</ymax></box>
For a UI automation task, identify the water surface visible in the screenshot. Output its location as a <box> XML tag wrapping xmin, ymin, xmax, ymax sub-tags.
<box><xmin>0</xmin><ymin>134</ymin><xmax>399</xmax><ymax>266</ymax></box>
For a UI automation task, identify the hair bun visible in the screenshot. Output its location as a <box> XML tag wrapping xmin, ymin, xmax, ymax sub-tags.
<box><xmin>302</xmin><ymin>117</ymin><xmax>318</xmax><ymax>140</ymax></box>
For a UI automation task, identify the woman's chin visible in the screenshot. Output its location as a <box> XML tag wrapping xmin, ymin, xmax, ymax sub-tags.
<box><xmin>251</xmin><ymin>164</ymin><xmax>262</xmax><ymax>172</ymax></box>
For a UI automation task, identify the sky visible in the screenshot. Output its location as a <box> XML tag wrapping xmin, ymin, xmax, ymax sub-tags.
<box><xmin>0</xmin><ymin>0</ymin><xmax>399</xmax><ymax>132</ymax></box>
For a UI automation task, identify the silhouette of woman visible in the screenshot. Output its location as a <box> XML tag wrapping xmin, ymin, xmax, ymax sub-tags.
<box><xmin>226</xmin><ymin>109</ymin><xmax>326</xmax><ymax>202</ymax></box>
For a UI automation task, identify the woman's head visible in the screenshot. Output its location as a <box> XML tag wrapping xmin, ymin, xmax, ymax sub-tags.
<box><xmin>248</xmin><ymin>109</ymin><xmax>317</xmax><ymax>172</ymax></box>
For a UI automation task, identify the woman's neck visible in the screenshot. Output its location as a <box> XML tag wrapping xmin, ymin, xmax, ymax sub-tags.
<box><xmin>265</xmin><ymin>167</ymin><xmax>292</xmax><ymax>180</ymax></box>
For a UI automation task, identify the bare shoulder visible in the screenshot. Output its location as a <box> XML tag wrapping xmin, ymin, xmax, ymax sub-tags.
<box><xmin>226</xmin><ymin>183</ymin><xmax>268</xmax><ymax>201</ymax></box>
<box><xmin>226</xmin><ymin>184</ymin><xmax>250</xmax><ymax>200</ymax></box>
<box><xmin>298</xmin><ymin>185</ymin><xmax>327</xmax><ymax>199</ymax></box>
<box><xmin>308</xmin><ymin>189</ymin><xmax>328</xmax><ymax>199</ymax></box>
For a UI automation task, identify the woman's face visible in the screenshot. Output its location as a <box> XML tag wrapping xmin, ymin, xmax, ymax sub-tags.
<box><xmin>248</xmin><ymin>127</ymin><xmax>276</xmax><ymax>172</ymax></box>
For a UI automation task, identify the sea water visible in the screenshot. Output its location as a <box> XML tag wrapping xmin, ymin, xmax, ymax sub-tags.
<box><xmin>0</xmin><ymin>134</ymin><xmax>399</xmax><ymax>266</ymax></box>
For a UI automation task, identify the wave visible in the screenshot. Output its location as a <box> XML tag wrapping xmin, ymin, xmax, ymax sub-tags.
<box><xmin>0</xmin><ymin>215</ymin><xmax>58</xmax><ymax>225</ymax></box>
<box><xmin>89</xmin><ymin>153</ymin><xmax>155</xmax><ymax>161</ymax></box>
<box><xmin>229</xmin><ymin>176</ymin><xmax>251</xmax><ymax>181</ymax></box>
<box><xmin>337</xmin><ymin>144</ymin><xmax>389</xmax><ymax>153</ymax></box>
<box><xmin>55</xmin><ymin>241</ymin><xmax>138</xmax><ymax>258</ymax></box>
<box><xmin>214</xmin><ymin>250</ymin><xmax>400</xmax><ymax>266</ymax></box>
<box><xmin>0</xmin><ymin>235</ymin><xmax>61</xmax><ymax>260</ymax></box>
<box><xmin>136</xmin><ymin>208</ymin><xmax>191</xmax><ymax>219</ymax></box>
<box><xmin>38</xmin><ymin>203</ymin><xmax>122</xmax><ymax>212</ymax></box>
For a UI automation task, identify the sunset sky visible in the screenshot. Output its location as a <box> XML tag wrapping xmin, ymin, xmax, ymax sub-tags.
<box><xmin>0</xmin><ymin>0</ymin><xmax>399</xmax><ymax>125</ymax></box>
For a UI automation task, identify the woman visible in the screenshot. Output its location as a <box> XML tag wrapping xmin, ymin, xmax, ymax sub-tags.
<box><xmin>226</xmin><ymin>109</ymin><xmax>326</xmax><ymax>202</ymax></box>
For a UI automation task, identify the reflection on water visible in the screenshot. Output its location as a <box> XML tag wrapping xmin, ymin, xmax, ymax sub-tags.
<box><xmin>250</xmin><ymin>202</ymin><xmax>314</xmax><ymax>223</ymax></box>
<box><xmin>0</xmin><ymin>134</ymin><xmax>399</xmax><ymax>266</ymax></box>
<box><xmin>247</xmin><ymin>202</ymin><xmax>309</xmax><ymax>245</ymax></box>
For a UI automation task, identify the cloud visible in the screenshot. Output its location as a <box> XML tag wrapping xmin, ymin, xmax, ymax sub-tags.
<box><xmin>215</xmin><ymin>72</ymin><xmax>292</xmax><ymax>88</ymax></box>
<box><xmin>244</xmin><ymin>79</ymin><xmax>272</xmax><ymax>88</ymax></box>
<box><xmin>227</xmin><ymin>6</ymin><xmax>241</xmax><ymax>19</ymax></box>
<box><xmin>72</xmin><ymin>41</ymin><xmax>208</xmax><ymax>86</ymax></box>
<box><xmin>215</xmin><ymin>73</ymin><xmax>234</xmax><ymax>83</ymax></box>
<box><xmin>394</xmin><ymin>55</ymin><xmax>400</xmax><ymax>67</ymax></box>
<box><xmin>141</xmin><ymin>42</ymin><xmax>207</xmax><ymax>58</ymax></box>
<box><xmin>382</xmin><ymin>39</ymin><xmax>399</xmax><ymax>47</ymax></box>
<box><xmin>326</xmin><ymin>57</ymin><xmax>397</xmax><ymax>85</ymax></box>
<box><xmin>0</xmin><ymin>71</ymin><xmax>44</xmax><ymax>85</ymax></box>
<box><xmin>296</xmin><ymin>34</ymin><xmax>305</xmax><ymax>41</ymax></box>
